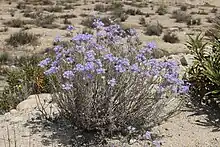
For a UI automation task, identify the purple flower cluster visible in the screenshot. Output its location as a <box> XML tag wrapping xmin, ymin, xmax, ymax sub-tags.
<box><xmin>40</xmin><ymin>19</ymin><xmax>189</xmax><ymax>95</ymax></box>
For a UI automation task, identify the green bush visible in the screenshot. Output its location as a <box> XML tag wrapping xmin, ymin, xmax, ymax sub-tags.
<box><xmin>186</xmin><ymin>33</ymin><xmax>220</xmax><ymax>108</ymax></box>
<box><xmin>0</xmin><ymin>55</ymin><xmax>53</xmax><ymax>112</ymax></box>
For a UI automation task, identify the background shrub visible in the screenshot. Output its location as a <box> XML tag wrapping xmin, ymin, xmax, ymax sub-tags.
<box><xmin>5</xmin><ymin>31</ymin><xmax>39</xmax><ymax>47</ymax></box>
<box><xmin>172</xmin><ymin>10</ymin><xmax>191</xmax><ymax>23</ymax></box>
<box><xmin>156</xmin><ymin>5</ymin><xmax>168</xmax><ymax>15</ymax></box>
<box><xmin>163</xmin><ymin>31</ymin><xmax>180</xmax><ymax>43</ymax></box>
<box><xmin>144</xmin><ymin>22</ymin><xmax>163</xmax><ymax>36</ymax></box>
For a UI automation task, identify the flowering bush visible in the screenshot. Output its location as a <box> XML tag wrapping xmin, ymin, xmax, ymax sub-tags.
<box><xmin>39</xmin><ymin>19</ymin><xmax>189</xmax><ymax>136</ymax></box>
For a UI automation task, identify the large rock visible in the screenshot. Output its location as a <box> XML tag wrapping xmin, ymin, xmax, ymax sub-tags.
<box><xmin>16</xmin><ymin>93</ymin><xmax>53</xmax><ymax>112</ymax></box>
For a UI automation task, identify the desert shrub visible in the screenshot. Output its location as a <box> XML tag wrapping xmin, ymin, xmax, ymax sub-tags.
<box><xmin>172</xmin><ymin>10</ymin><xmax>191</xmax><ymax>23</ymax></box>
<box><xmin>5</xmin><ymin>31</ymin><xmax>38</xmax><ymax>47</ymax></box>
<box><xmin>163</xmin><ymin>31</ymin><xmax>180</xmax><ymax>43</ymax></box>
<box><xmin>0</xmin><ymin>52</ymin><xmax>9</xmax><ymax>64</ymax></box>
<box><xmin>59</xmin><ymin>14</ymin><xmax>77</xmax><ymax>19</ymax></box>
<box><xmin>0</xmin><ymin>27</ymin><xmax>8</xmax><ymax>32</ymax></box>
<box><xmin>39</xmin><ymin>19</ymin><xmax>188</xmax><ymax>140</ymax></box>
<box><xmin>136</xmin><ymin>9</ymin><xmax>145</xmax><ymax>15</ymax></box>
<box><xmin>63</xmin><ymin>4</ymin><xmax>75</xmax><ymax>10</ymax></box>
<box><xmin>187</xmin><ymin>18</ymin><xmax>201</xmax><ymax>26</ymax></box>
<box><xmin>0</xmin><ymin>55</ymin><xmax>53</xmax><ymax>112</ymax></box>
<box><xmin>125</xmin><ymin>9</ymin><xmax>144</xmax><ymax>16</ymax></box>
<box><xmin>81</xmin><ymin>17</ymin><xmax>114</xmax><ymax>28</ymax></box>
<box><xmin>35</xmin><ymin>14</ymin><xmax>56</xmax><ymax>27</ymax></box>
<box><xmin>156</xmin><ymin>5</ymin><xmax>168</xmax><ymax>15</ymax></box>
<box><xmin>82</xmin><ymin>27</ymin><xmax>93</xmax><ymax>34</ymax></box>
<box><xmin>186</xmin><ymin>33</ymin><xmax>220</xmax><ymax>109</ymax></box>
<box><xmin>139</xmin><ymin>17</ymin><xmax>146</xmax><ymax>26</ymax></box>
<box><xmin>180</xmin><ymin>5</ymin><xmax>187</xmax><ymax>11</ymax></box>
<box><xmin>16</xmin><ymin>1</ymin><xmax>26</xmax><ymax>9</ymax></box>
<box><xmin>205</xmin><ymin>15</ymin><xmax>220</xmax><ymax>38</ymax></box>
<box><xmin>119</xmin><ymin>14</ymin><xmax>129</xmax><ymax>22</ymax></box>
<box><xmin>211</xmin><ymin>7</ymin><xmax>218</xmax><ymax>13</ymax></box>
<box><xmin>94</xmin><ymin>4</ymin><xmax>108</xmax><ymax>12</ymax></box>
<box><xmin>63</xmin><ymin>18</ymin><xmax>71</xmax><ymax>24</ymax></box>
<box><xmin>144</xmin><ymin>22</ymin><xmax>163</xmax><ymax>36</ymax></box>
<box><xmin>125</xmin><ymin>9</ymin><xmax>136</xmax><ymax>15</ymax></box>
<box><xmin>3</xmin><ymin>19</ymin><xmax>32</xmax><ymax>28</ymax></box>
<box><xmin>109</xmin><ymin>1</ymin><xmax>123</xmax><ymax>10</ymax></box>
<box><xmin>44</xmin><ymin>5</ymin><xmax>63</xmax><ymax>12</ymax></box>
<box><xmin>81</xmin><ymin>16</ymin><xmax>96</xmax><ymax>28</ymax></box>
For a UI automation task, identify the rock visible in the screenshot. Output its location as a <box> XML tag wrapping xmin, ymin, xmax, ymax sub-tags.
<box><xmin>10</xmin><ymin>109</ymin><xmax>17</xmax><ymax>114</ymax></box>
<box><xmin>180</xmin><ymin>54</ymin><xmax>194</xmax><ymax>66</ymax></box>
<box><xmin>16</xmin><ymin>94</ymin><xmax>52</xmax><ymax>112</ymax></box>
<box><xmin>129</xmin><ymin>139</ymin><xmax>137</xmax><ymax>144</ymax></box>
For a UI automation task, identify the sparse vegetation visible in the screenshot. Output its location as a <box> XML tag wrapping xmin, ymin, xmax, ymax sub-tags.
<box><xmin>139</xmin><ymin>17</ymin><xmax>146</xmax><ymax>26</ymax></box>
<box><xmin>144</xmin><ymin>22</ymin><xmax>163</xmax><ymax>36</ymax></box>
<box><xmin>35</xmin><ymin>14</ymin><xmax>57</xmax><ymax>28</ymax></box>
<box><xmin>163</xmin><ymin>31</ymin><xmax>180</xmax><ymax>43</ymax></box>
<box><xmin>211</xmin><ymin>7</ymin><xmax>218</xmax><ymax>13</ymax></box>
<box><xmin>180</xmin><ymin>5</ymin><xmax>187</xmax><ymax>11</ymax></box>
<box><xmin>172</xmin><ymin>10</ymin><xmax>191</xmax><ymax>23</ymax></box>
<box><xmin>156</xmin><ymin>5</ymin><xmax>168</xmax><ymax>15</ymax></box>
<box><xmin>44</xmin><ymin>5</ymin><xmax>63</xmax><ymax>12</ymax></box>
<box><xmin>5</xmin><ymin>31</ymin><xmax>39</xmax><ymax>47</ymax></box>
<box><xmin>3</xmin><ymin>19</ymin><xmax>32</xmax><ymax>28</ymax></box>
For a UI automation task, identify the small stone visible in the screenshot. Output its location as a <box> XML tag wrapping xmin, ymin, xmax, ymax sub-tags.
<box><xmin>129</xmin><ymin>139</ymin><xmax>137</xmax><ymax>144</ymax></box>
<box><xmin>10</xmin><ymin>109</ymin><xmax>17</xmax><ymax>114</ymax></box>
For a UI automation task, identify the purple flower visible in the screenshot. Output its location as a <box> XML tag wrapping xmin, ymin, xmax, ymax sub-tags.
<box><xmin>144</xmin><ymin>131</ymin><xmax>152</xmax><ymax>140</ymax></box>
<box><xmin>84</xmin><ymin>62</ymin><xmax>95</xmax><ymax>71</ymax></box>
<box><xmin>95</xmin><ymin>59</ymin><xmax>102</xmax><ymax>67</ymax></box>
<box><xmin>136</xmin><ymin>54</ymin><xmax>146</xmax><ymax>62</ymax></box>
<box><xmin>75</xmin><ymin>64</ymin><xmax>85</xmax><ymax>71</ymax></box>
<box><xmin>54</xmin><ymin>36</ymin><xmax>61</xmax><ymax>43</ymax></box>
<box><xmin>115</xmin><ymin>64</ymin><xmax>126</xmax><ymax>73</ymax></box>
<box><xmin>119</xmin><ymin>58</ymin><xmax>130</xmax><ymax>66</ymax></box>
<box><xmin>38</xmin><ymin>58</ymin><xmax>51</xmax><ymax>67</ymax></box>
<box><xmin>108</xmin><ymin>78</ymin><xmax>116</xmax><ymax>87</ymax></box>
<box><xmin>54</xmin><ymin>45</ymin><xmax>62</xmax><ymax>53</ymax></box>
<box><xmin>85</xmin><ymin>50</ymin><xmax>96</xmax><ymax>61</ymax></box>
<box><xmin>56</xmin><ymin>53</ymin><xmax>63</xmax><ymax>60</ymax></box>
<box><xmin>62</xmin><ymin>83</ymin><xmax>73</xmax><ymax>90</ymax></box>
<box><xmin>103</xmin><ymin>53</ymin><xmax>115</xmax><ymax>62</ymax></box>
<box><xmin>51</xmin><ymin>60</ymin><xmax>59</xmax><ymax>67</ymax></box>
<box><xmin>67</xmin><ymin>25</ymin><xmax>75</xmax><ymax>31</ymax></box>
<box><xmin>152</xmin><ymin>140</ymin><xmax>161</xmax><ymax>147</ymax></box>
<box><xmin>130</xmin><ymin>63</ymin><xmax>140</xmax><ymax>73</ymax></box>
<box><xmin>93</xmin><ymin>18</ymin><xmax>104</xmax><ymax>28</ymax></box>
<box><xmin>178</xmin><ymin>85</ymin><xmax>189</xmax><ymax>94</ymax></box>
<box><xmin>44</xmin><ymin>66</ymin><xmax>58</xmax><ymax>75</ymax></box>
<box><xmin>66</xmin><ymin>57</ymin><xmax>74</xmax><ymax>63</ymax></box>
<box><xmin>72</xmin><ymin>34</ymin><xmax>93</xmax><ymax>42</ymax></box>
<box><xmin>63</xmin><ymin>70</ymin><xmax>74</xmax><ymax>79</ymax></box>
<box><xmin>96</xmin><ymin>68</ymin><xmax>105</xmax><ymax>74</ymax></box>
<box><xmin>147</xmin><ymin>42</ymin><xmax>156</xmax><ymax>49</ymax></box>
<box><xmin>128</xmin><ymin>28</ymin><xmax>137</xmax><ymax>36</ymax></box>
